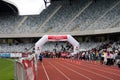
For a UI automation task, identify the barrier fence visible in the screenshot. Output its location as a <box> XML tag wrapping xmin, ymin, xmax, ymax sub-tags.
<box><xmin>15</xmin><ymin>54</ymin><xmax>37</xmax><ymax>80</ymax></box>
<box><xmin>0</xmin><ymin>53</ymin><xmax>28</xmax><ymax>58</ymax></box>
<box><xmin>15</xmin><ymin>60</ymin><xmax>25</xmax><ymax>80</ymax></box>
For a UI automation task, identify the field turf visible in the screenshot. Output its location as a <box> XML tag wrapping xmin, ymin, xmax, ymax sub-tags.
<box><xmin>0</xmin><ymin>58</ymin><xmax>14</xmax><ymax>80</ymax></box>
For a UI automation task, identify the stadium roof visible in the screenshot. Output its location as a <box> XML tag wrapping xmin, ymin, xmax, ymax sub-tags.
<box><xmin>0</xmin><ymin>0</ymin><xmax>51</xmax><ymax>15</ymax></box>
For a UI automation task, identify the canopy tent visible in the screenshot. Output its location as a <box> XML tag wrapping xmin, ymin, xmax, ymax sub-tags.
<box><xmin>35</xmin><ymin>35</ymin><xmax>79</xmax><ymax>55</ymax></box>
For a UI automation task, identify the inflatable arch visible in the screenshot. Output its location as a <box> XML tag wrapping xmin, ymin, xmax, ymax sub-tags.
<box><xmin>35</xmin><ymin>35</ymin><xmax>79</xmax><ymax>55</ymax></box>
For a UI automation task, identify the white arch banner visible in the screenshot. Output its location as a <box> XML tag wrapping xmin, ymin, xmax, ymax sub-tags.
<box><xmin>35</xmin><ymin>35</ymin><xmax>79</xmax><ymax>55</ymax></box>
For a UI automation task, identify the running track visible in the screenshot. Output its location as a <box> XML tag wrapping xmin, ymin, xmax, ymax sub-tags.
<box><xmin>38</xmin><ymin>58</ymin><xmax>120</xmax><ymax>80</ymax></box>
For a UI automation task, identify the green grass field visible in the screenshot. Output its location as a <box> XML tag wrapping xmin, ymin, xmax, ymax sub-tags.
<box><xmin>0</xmin><ymin>58</ymin><xmax>14</xmax><ymax>80</ymax></box>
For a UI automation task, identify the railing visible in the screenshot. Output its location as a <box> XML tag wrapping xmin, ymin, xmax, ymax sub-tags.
<box><xmin>14</xmin><ymin>54</ymin><xmax>38</xmax><ymax>80</ymax></box>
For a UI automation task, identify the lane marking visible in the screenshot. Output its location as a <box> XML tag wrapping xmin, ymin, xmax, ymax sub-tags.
<box><xmin>82</xmin><ymin>61</ymin><xmax>120</xmax><ymax>72</ymax></box>
<box><xmin>42</xmin><ymin>63</ymin><xmax>50</xmax><ymax>80</ymax></box>
<box><xmin>81</xmin><ymin>64</ymin><xmax>120</xmax><ymax>77</ymax></box>
<box><xmin>48</xmin><ymin>62</ymin><xmax>71</xmax><ymax>80</ymax></box>
<box><xmin>54</xmin><ymin>61</ymin><xmax>92</xmax><ymax>80</ymax></box>
<box><xmin>60</xmin><ymin>60</ymin><xmax>114</xmax><ymax>80</ymax></box>
<box><xmin>61</xmin><ymin>59</ymin><xmax>120</xmax><ymax>77</ymax></box>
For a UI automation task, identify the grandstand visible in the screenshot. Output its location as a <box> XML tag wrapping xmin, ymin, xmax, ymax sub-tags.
<box><xmin>0</xmin><ymin>0</ymin><xmax>119</xmax><ymax>53</ymax></box>
<box><xmin>0</xmin><ymin>0</ymin><xmax>120</xmax><ymax>55</ymax></box>
<box><xmin>0</xmin><ymin>0</ymin><xmax>119</xmax><ymax>37</ymax></box>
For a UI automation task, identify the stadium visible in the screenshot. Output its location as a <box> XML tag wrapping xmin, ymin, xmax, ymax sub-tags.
<box><xmin>0</xmin><ymin>0</ymin><xmax>120</xmax><ymax>80</ymax></box>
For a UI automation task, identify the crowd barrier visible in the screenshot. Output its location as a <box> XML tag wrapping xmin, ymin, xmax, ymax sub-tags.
<box><xmin>15</xmin><ymin>54</ymin><xmax>37</xmax><ymax>80</ymax></box>
<box><xmin>15</xmin><ymin>60</ymin><xmax>25</xmax><ymax>80</ymax></box>
<box><xmin>0</xmin><ymin>53</ymin><xmax>28</xmax><ymax>58</ymax></box>
<box><xmin>0</xmin><ymin>53</ymin><xmax>11</xmax><ymax>58</ymax></box>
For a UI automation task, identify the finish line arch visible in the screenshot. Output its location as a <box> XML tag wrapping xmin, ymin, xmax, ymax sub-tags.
<box><xmin>35</xmin><ymin>35</ymin><xmax>79</xmax><ymax>55</ymax></box>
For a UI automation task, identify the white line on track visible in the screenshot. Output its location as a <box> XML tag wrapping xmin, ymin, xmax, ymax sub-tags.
<box><xmin>55</xmin><ymin>62</ymin><xmax>92</xmax><ymax>80</ymax></box>
<box><xmin>42</xmin><ymin>63</ymin><xmax>50</xmax><ymax>80</ymax></box>
<box><xmin>61</xmin><ymin>61</ymin><xmax>114</xmax><ymax>80</ymax></box>
<box><xmin>48</xmin><ymin>62</ymin><xmax>71</xmax><ymax>80</ymax></box>
<box><xmin>83</xmin><ymin>61</ymin><xmax>120</xmax><ymax>72</ymax></box>
<box><xmin>81</xmin><ymin>64</ymin><xmax>120</xmax><ymax>77</ymax></box>
<box><xmin>63</xmin><ymin>60</ymin><xmax>120</xmax><ymax>77</ymax></box>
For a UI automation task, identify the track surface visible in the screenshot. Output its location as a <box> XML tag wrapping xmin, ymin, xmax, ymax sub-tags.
<box><xmin>38</xmin><ymin>58</ymin><xmax>120</xmax><ymax>80</ymax></box>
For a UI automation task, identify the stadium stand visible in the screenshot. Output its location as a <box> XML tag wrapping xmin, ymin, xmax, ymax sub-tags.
<box><xmin>14</xmin><ymin>1</ymin><xmax>60</xmax><ymax>33</ymax></box>
<box><xmin>0</xmin><ymin>43</ymin><xmax>34</xmax><ymax>53</ymax></box>
<box><xmin>62</xmin><ymin>0</ymin><xmax>120</xmax><ymax>32</ymax></box>
<box><xmin>87</xmin><ymin>0</ymin><xmax>120</xmax><ymax>30</ymax></box>
<box><xmin>43</xmin><ymin>0</ymin><xmax>90</xmax><ymax>33</ymax></box>
<box><xmin>0</xmin><ymin>14</ymin><xmax>23</xmax><ymax>34</ymax></box>
<box><xmin>0</xmin><ymin>0</ymin><xmax>120</xmax><ymax>53</ymax></box>
<box><xmin>0</xmin><ymin>0</ymin><xmax>119</xmax><ymax>34</ymax></box>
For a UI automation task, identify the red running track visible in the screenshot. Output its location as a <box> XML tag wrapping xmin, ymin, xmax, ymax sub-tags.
<box><xmin>38</xmin><ymin>58</ymin><xmax>120</xmax><ymax>80</ymax></box>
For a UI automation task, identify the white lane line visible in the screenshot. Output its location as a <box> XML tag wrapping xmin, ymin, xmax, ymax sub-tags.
<box><xmin>83</xmin><ymin>61</ymin><xmax>120</xmax><ymax>72</ymax></box>
<box><xmin>64</xmin><ymin>60</ymin><xmax>120</xmax><ymax>77</ymax></box>
<box><xmin>62</xmin><ymin>61</ymin><xmax>114</xmax><ymax>80</ymax></box>
<box><xmin>42</xmin><ymin>63</ymin><xmax>50</xmax><ymax>80</ymax></box>
<box><xmin>48</xmin><ymin>62</ymin><xmax>71</xmax><ymax>80</ymax></box>
<box><xmin>55</xmin><ymin>62</ymin><xmax>92</xmax><ymax>80</ymax></box>
<box><xmin>81</xmin><ymin>64</ymin><xmax>120</xmax><ymax>77</ymax></box>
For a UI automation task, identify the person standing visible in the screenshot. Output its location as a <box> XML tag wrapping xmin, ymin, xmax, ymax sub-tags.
<box><xmin>39</xmin><ymin>53</ymin><xmax>43</xmax><ymax>62</ymax></box>
<box><xmin>110</xmin><ymin>51</ymin><xmax>114</xmax><ymax>65</ymax></box>
<box><xmin>115</xmin><ymin>52</ymin><xmax>120</xmax><ymax>68</ymax></box>
<box><xmin>100</xmin><ymin>50</ymin><xmax>106</xmax><ymax>64</ymax></box>
<box><xmin>106</xmin><ymin>51</ymin><xmax>111</xmax><ymax>66</ymax></box>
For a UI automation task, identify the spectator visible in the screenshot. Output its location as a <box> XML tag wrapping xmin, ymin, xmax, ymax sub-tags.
<box><xmin>110</xmin><ymin>51</ymin><xmax>114</xmax><ymax>65</ymax></box>
<box><xmin>115</xmin><ymin>52</ymin><xmax>120</xmax><ymax>68</ymax></box>
<box><xmin>98</xmin><ymin>50</ymin><xmax>102</xmax><ymax>60</ymax></box>
<box><xmin>100</xmin><ymin>50</ymin><xmax>106</xmax><ymax>64</ymax></box>
<box><xmin>106</xmin><ymin>51</ymin><xmax>111</xmax><ymax>66</ymax></box>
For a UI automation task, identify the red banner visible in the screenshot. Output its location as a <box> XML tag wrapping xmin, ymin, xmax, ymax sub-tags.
<box><xmin>22</xmin><ymin>58</ymin><xmax>36</xmax><ymax>80</ymax></box>
<box><xmin>61</xmin><ymin>52</ymin><xmax>68</xmax><ymax>57</ymax></box>
<box><xmin>22</xmin><ymin>53</ymin><xmax>28</xmax><ymax>57</ymax></box>
<box><xmin>48</xmin><ymin>35</ymin><xmax>67</xmax><ymax>40</ymax></box>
